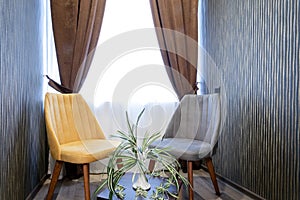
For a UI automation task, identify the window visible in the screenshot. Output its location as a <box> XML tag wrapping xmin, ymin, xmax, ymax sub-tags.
<box><xmin>78</xmin><ymin>0</ymin><xmax>179</xmax><ymax>135</ymax></box>
<box><xmin>90</xmin><ymin>0</ymin><xmax>177</xmax><ymax>108</ymax></box>
<box><xmin>43</xmin><ymin>0</ymin><xmax>59</xmax><ymax>94</ymax></box>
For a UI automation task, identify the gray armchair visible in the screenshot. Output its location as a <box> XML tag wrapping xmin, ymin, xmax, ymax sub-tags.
<box><xmin>150</xmin><ymin>93</ymin><xmax>221</xmax><ymax>200</ymax></box>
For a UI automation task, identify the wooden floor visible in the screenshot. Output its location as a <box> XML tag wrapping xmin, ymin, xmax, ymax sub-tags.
<box><xmin>34</xmin><ymin>169</ymin><xmax>254</xmax><ymax>200</ymax></box>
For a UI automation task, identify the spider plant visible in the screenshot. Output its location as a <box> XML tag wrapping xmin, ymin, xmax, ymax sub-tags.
<box><xmin>94</xmin><ymin>108</ymin><xmax>189</xmax><ymax>199</ymax></box>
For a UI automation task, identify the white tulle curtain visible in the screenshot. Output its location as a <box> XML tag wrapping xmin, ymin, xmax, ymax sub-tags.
<box><xmin>80</xmin><ymin>97</ymin><xmax>179</xmax><ymax>173</ymax></box>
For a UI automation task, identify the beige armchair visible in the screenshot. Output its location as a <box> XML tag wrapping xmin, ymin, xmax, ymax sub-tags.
<box><xmin>44</xmin><ymin>93</ymin><xmax>120</xmax><ymax>200</ymax></box>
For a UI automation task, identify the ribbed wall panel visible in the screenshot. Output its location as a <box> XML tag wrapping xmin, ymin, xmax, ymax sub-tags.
<box><xmin>201</xmin><ymin>0</ymin><xmax>299</xmax><ymax>199</ymax></box>
<box><xmin>0</xmin><ymin>0</ymin><xmax>47</xmax><ymax>199</ymax></box>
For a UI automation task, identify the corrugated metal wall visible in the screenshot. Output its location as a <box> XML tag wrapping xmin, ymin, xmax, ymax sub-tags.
<box><xmin>0</xmin><ymin>0</ymin><xmax>47</xmax><ymax>199</ymax></box>
<box><xmin>200</xmin><ymin>0</ymin><xmax>299</xmax><ymax>199</ymax></box>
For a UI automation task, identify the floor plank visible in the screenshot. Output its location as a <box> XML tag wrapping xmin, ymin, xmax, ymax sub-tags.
<box><xmin>33</xmin><ymin>170</ymin><xmax>255</xmax><ymax>200</ymax></box>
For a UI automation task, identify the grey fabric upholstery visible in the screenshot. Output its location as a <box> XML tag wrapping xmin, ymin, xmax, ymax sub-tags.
<box><xmin>150</xmin><ymin>93</ymin><xmax>221</xmax><ymax>161</ymax></box>
<box><xmin>151</xmin><ymin>138</ymin><xmax>211</xmax><ymax>161</ymax></box>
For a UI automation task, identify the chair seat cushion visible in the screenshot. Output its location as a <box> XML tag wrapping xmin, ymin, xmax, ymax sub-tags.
<box><xmin>149</xmin><ymin>138</ymin><xmax>212</xmax><ymax>161</ymax></box>
<box><xmin>58</xmin><ymin>139</ymin><xmax>120</xmax><ymax>164</ymax></box>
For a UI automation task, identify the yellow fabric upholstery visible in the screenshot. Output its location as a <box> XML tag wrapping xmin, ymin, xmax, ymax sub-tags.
<box><xmin>60</xmin><ymin>139</ymin><xmax>120</xmax><ymax>163</ymax></box>
<box><xmin>44</xmin><ymin>93</ymin><xmax>120</xmax><ymax>164</ymax></box>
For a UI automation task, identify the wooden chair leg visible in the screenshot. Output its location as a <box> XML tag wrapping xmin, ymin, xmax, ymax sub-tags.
<box><xmin>83</xmin><ymin>163</ymin><xmax>90</xmax><ymax>200</ymax></box>
<box><xmin>46</xmin><ymin>160</ymin><xmax>63</xmax><ymax>200</ymax></box>
<box><xmin>205</xmin><ymin>157</ymin><xmax>220</xmax><ymax>196</ymax></box>
<box><xmin>187</xmin><ymin>161</ymin><xmax>194</xmax><ymax>200</ymax></box>
<box><xmin>116</xmin><ymin>158</ymin><xmax>123</xmax><ymax>170</ymax></box>
<box><xmin>148</xmin><ymin>159</ymin><xmax>156</xmax><ymax>172</ymax></box>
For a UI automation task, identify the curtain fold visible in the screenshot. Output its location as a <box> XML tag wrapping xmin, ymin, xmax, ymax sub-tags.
<box><xmin>150</xmin><ymin>0</ymin><xmax>198</xmax><ymax>100</ymax></box>
<box><xmin>48</xmin><ymin>0</ymin><xmax>106</xmax><ymax>93</ymax></box>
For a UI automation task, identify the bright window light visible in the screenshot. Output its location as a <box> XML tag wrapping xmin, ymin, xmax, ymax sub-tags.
<box><xmin>94</xmin><ymin>0</ymin><xmax>178</xmax><ymax>106</ymax></box>
<box><xmin>99</xmin><ymin>0</ymin><xmax>155</xmax><ymax>42</ymax></box>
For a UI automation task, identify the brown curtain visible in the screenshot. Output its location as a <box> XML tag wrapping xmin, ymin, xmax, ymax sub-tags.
<box><xmin>150</xmin><ymin>0</ymin><xmax>198</xmax><ymax>100</ymax></box>
<box><xmin>47</xmin><ymin>0</ymin><xmax>106</xmax><ymax>93</ymax></box>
